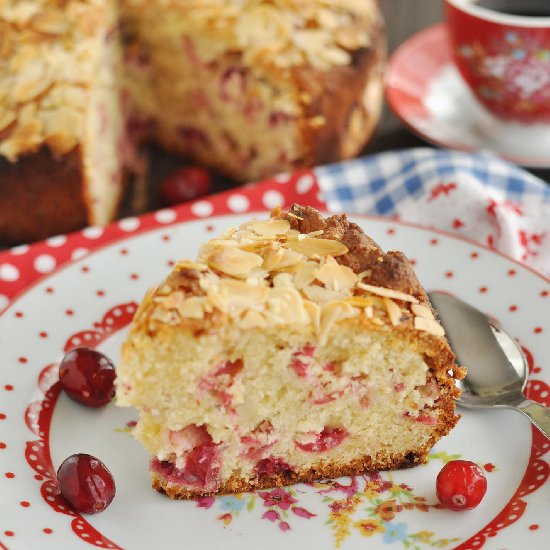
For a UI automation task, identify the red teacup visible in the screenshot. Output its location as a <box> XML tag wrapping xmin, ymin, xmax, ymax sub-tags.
<box><xmin>445</xmin><ymin>0</ymin><xmax>550</xmax><ymax>124</ymax></box>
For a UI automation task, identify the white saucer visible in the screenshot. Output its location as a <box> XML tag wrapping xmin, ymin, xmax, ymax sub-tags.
<box><xmin>385</xmin><ymin>24</ymin><xmax>550</xmax><ymax>169</ymax></box>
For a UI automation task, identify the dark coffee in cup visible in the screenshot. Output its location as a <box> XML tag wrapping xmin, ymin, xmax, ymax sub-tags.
<box><xmin>475</xmin><ymin>0</ymin><xmax>550</xmax><ymax>17</ymax></box>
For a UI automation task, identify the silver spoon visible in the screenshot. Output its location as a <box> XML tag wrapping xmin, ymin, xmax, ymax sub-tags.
<box><xmin>428</xmin><ymin>291</ymin><xmax>550</xmax><ymax>440</ymax></box>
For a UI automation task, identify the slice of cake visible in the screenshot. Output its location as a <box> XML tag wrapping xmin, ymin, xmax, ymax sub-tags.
<box><xmin>117</xmin><ymin>205</ymin><xmax>463</xmax><ymax>499</ymax></box>
<box><xmin>0</xmin><ymin>0</ymin><xmax>133</xmax><ymax>245</ymax></box>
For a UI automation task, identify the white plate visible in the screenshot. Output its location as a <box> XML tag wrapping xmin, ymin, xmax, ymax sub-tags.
<box><xmin>1</xmin><ymin>213</ymin><xmax>549</xmax><ymax>550</ymax></box>
<box><xmin>385</xmin><ymin>24</ymin><xmax>550</xmax><ymax>169</ymax></box>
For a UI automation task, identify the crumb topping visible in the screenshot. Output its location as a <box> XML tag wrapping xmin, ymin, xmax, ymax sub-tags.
<box><xmin>144</xmin><ymin>206</ymin><xmax>445</xmax><ymax>341</ymax></box>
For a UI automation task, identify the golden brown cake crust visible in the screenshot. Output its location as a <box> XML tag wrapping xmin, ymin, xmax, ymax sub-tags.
<box><xmin>0</xmin><ymin>147</ymin><xmax>89</xmax><ymax>245</ymax></box>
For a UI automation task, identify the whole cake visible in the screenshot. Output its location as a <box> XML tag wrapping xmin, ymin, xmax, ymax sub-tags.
<box><xmin>117</xmin><ymin>205</ymin><xmax>463</xmax><ymax>499</ymax></box>
<box><xmin>0</xmin><ymin>0</ymin><xmax>385</xmax><ymax>245</ymax></box>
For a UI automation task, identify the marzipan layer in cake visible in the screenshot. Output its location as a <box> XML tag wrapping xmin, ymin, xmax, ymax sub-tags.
<box><xmin>117</xmin><ymin>205</ymin><xmax>464</xmax><ymax>499</ymax></box>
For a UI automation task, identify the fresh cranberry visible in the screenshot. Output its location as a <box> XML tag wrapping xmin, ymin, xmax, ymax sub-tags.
<box><xmin>294</xmin><ymin>426</ymin><xmax>349</xmax><ymax>453</ymax></box>
<box><xmin>254</xmin><ymin>457</ymin><xmax>293</xmax><ymax>478</ymax></box>
<box><xmin>57</xmin><ymin>454</ymin><xmax>115</xmax><ymax>514</ymax></box>
<box><xmin>159</xmin><ymin>166</ymin><xmax>212</xmax><ymax>206</ymax></box>
<box><xmin>59</xmin><ymin>347</ymin><xmax>116</xmax><ymax>407</ymax></box>
<box><xmin>436</xmin><ymin>460</ymin><xmax>487</xmax><ymax>511</ymax></box>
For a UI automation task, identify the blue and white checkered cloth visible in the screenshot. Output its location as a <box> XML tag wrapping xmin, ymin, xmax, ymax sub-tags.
<box><xmin>314</xmin><ymin>148</ymin><xmax>550</xmax><ymax>276</ymax></box>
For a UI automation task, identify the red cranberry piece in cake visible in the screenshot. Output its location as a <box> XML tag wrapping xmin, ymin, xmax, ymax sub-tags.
<box><xmin>59</xmin><ymin>347</ymin><xmax>116</xmax><ymax>407</ymax></box>
<box><xmin>159</xmin><ymin>166</ymin><xmax>212</xmax><ymax>206</ymax></box>
<box><xmin>294</xmin><ymin>426</ymin><xmax>349</xmax><ymax>453</ymax></box>
<box><xmin>169</xmin><ymin>424</ymin><xmax>212</xmax><ymax>452</ymax></box>
<box><xmin>241</xmin><ymin>420</ymin><xmax>277</xmax><ymax>460</ymax></box>
<box><xmin>436</xmin><ymin>460</ymin><xmax>487</xmax><ymax>511</ymax></box>
<box><xmin>289</xmin><ymin>345</ymin><xmax>316</xmax><ymax>378</ymax></box>
<box><xmin>254</xmin><ymin>457</ymin><xmax>293</xmax><ymax>479</ymax></box>
<box><xmin>57</xmin><ymin>454</ymin><xmax>115</xmax><ymax>514</ymax></box>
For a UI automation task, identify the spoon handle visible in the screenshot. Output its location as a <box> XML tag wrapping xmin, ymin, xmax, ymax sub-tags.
<box><xmin>517</xmin><ymin>399</ymin><xmax>550</xmax><ymax>441</ymax></box>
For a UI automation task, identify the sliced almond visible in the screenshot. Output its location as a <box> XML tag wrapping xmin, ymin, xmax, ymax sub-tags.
<box><xmin>272</xmin><ymin>272</ymin><xmax>293</xmax><ymax>288</ymax></box>
<box><xmin>358</xmin><ymin>283</ymin><xmax>419</xmax><ymax>304</ymax></box>
<box><xmin>206</xmin><ymin>247</ymin><xmax>263</xmax><ymax>278</ymax></box>
<box><xmin>286</xmin><ymin>237</ymin><xmax>348</xmax><ymax>258</ymax></box>
<box><xmin>314</xmin><ymin>256</ymin><xmax>357</xmax><ymax>292</ymax></box>
<box><xmin>302</xmin><ymin>284</ymin><xmax>346</xmax><ymax>304</ymax></box>
<box><xmin>161</xmin><ymin>290</ymin><xmax>185</xmax><ymax>310</ymax></box>
<box><xmin>175</xmin><ymin>260</ymin><xmax>208</xmax><ymax>272</ymax></box>
<box><xmin>304</xmin><ymin>300</ymin><xmax>321</xmax><ymax>333</ymax></box>
<box><xmin>266</xmin><ymin>287</ymin><xmax>308</xmax><ymax>324</ymax></box>
<box><xmin>207</xmin><ymin>279</ymin><xmax>269</xmax><ymax>314</ymax></box>
<box><xmin>248</xmin><ymin>219</ymin><xmax>290</xmax><ymax>237</ymax></box>
<box><xmin>294</xmin><ymin>261</ymin><xmax>318</xmax><ymax>289</ymax></box>
<box><xmin>177</xmin><ymin>297</ymin><xmax>207</xmax><ymax>319</ymax></box>
<box><xmin>262</xmin><ymin>246</ymin><xmax>303</xmax><ymax>271</ymax></box>
<box><xmin>383</xmin><ymin>298</ymin><xmax>402</xmax><ymax>326</ymax></box>
<box><xmin>414</xmin><ymin>316</ymin><xmax>445</xmax><ymax>336</ymax></box>
<box><xmin>411</xmin><ymin>304</ymin><xmax>434</xmax><ymax>320</ymax></box>
<box><xmin>241</xmin><ymin>309</ymin><xmax>267</xmax><ymax>329</ymax></box>
<box><xmin>364</xmin><ymin>305</ymin><xmax>374</xmax><ymax>319</ymax></box>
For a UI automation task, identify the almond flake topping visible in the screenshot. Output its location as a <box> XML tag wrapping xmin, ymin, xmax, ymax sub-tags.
<box><xmin>314</xmin><ymin>256</ymin><xmax>357</xmax><ymax>292</ymax></box>
<box><xmin>247</xmin><ymin>219</ymin><xmax>290</xmax><ymax>237</ymax></box>
<box><xmin>286</xmin><ymin>237</ymin><xmax>348</xmax><ymax>258</ymax></box>
<box><xmin>414</xmin><ymin>317</ymin><xmax>445</xmax><ymax>336</ymax></box>
<box><xmin>205</xmin><ymin>247</ymin><xmax>263</xmax><ymax>278</ymax></box>
<box><xmin>357</xmin><ymin>283</ymin><xmax>419</xmax><ymax>304</ymax></box>
<box><xmin>411</xmin><ymin>304</ymin><xmax>434</xmax><ymax>320</ymax></box>
<box><xmin>383</xmin><ymin>298</ymin><xmax>402</xmax><ymax>326</ymax></box>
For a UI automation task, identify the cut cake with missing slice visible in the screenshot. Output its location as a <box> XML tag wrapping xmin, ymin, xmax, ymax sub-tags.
<box><xmin>116</xmin><ymin>205</ymin><xmax>464</xmax><ymax>499</ymax></box>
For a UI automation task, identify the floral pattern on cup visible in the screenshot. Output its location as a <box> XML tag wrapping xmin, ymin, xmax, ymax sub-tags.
<box><xmin>457</xmin><ymin>31</ymin><xmax>550</xmax><ymax>122</ymax></box>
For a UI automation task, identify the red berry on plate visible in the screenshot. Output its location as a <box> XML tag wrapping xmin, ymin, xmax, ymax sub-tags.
<box><xmin>59</xmin><ymin>347</ymin><xmax>116</xmax><ymax>407</ymax></box>
<box><xmin>57</xmin><ymin>454</ymin><xmax>115</xmax><ymax>514</ymax></box>
<box><xmin>436</xmin><ymin>460</ymin><xmax>487</xmax><ymax>511</ymax></box>
<box><xmin>159</xmin><ymin>166</ymin><xmax>212</xmax><ymax>206</ymax></box>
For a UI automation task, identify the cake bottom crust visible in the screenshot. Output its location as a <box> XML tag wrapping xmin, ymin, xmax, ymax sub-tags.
<box><xmin>151</xmin><ymin>448</ymin><xmax>430</xmax><ymax>500</ymax></box>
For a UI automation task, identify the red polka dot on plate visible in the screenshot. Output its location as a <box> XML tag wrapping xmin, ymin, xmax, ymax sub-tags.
<box><xmin>191</xmin><ymin>200</ymin><xmax>213</xmax><ymax>217</ymax></box>
<box><xmin>470</xmin><ymin>252</ymin><xmax>479</xmax><ymax>259</ymax></box>
<box><xmin>445</xmin><ymin>271</ymin><xmax>454</xmax><ymax>278</ymax></box>
<box><xmin>541</xmin><ymin>290</ymin><xmax>549</xmax><ymax>297</ymax></box>
<box><xmin>0</xmin><ymin>263</ymin><xmax>20</xmax><ymax>282</ymax></box>
<box><xmin>155</xmin><ymin>209</ymin><xmax>177</xmax><ymax>224</ymax></box>
<box><xmin>161</xmin><ymin>234</ymin><xmax>171</xmax><ymax>242</ymax></box>
<box><xmin>227</xmin><ymin>194</ymin><xmax>250</xmax><ymax>213</ymax></box>
<box><xmin>18</xmin><ymin>357</ymin><xmax>27</xmax><ymax>364</ymax></box>
<box><xmin>118</xmin><ymin>217</ymin><xmax>140</xmax><ymax>232</ymax></box>
<box><xmin>529</xmin><ymin>524</ymin><xmax>540</xmax><ymax>530</ymax></box>
<box><xmin>4</xmin><ymin>385</ymin><xmax>13</xmax><ymax>391</ymax></box>
<box><xmin>45</xmin><ymin>287</ymin><xmax>54</xmax><ymax>294</ymax></box>
<box><xmin>72</xmin><ymin>247</ymin><xmax>90</xmax><ymax>260</ymax></box>
<box><xmin>20</xmin><ymin>501</ymin><xmax>30</xmax><ymax>507</ymax></box>
<box><xmin>15</xmin><ymin>311</ymin><xmax>23</xmax><ymax>318</ymax></box>
<box><xmin>509</xmin><ymin>305</ymin><xmax>518</xmax><ymax>312</ymax></box>
<box><xmin>430</xmin><ymin>238</ymin><xmax>438</xmax><ymax>246</ymax></box>
<box><xmin>534</xmin><ymin>327</ymin><xmax>543</xmax><ymax>334</ymax></box>
<box><xmin>130</xmin><ymin>273</ymin><xmax>139</xmax><ymax>280</ymax></box>
<box><xmin>120</xmin><ymin>248</ymin><xmax>129</xmax><ymax>255</ymax></box>
<box><xmin>296</xmin><ymin>174</ymin><xmax>315</xmax><ymax>194</ymax></box>
<box><xmin>82</xmin><ymin>226</ymin><xmax>104</xmax><ymax>239</ymax></box>
<box><xmin>39</xmin><ymin>331</ymin><xmax>48</xmax><ymax>338</ymax></box>
<box><xmin>262</xmin><ymin>189</ymin><xmax>284</xmax><ymax>209</ymax></box>
<box><xmin>43</xmin><ymin>528</ymin><xmax>53</xmax><ymax>534</ymax></box>
<box><xmin>479</xmin><ymin>286</ymin><xmax>488</xmax><ymax>293</ymax></box>
<box><xmin>34</xmin><ymin>254</ymin><xmax>57</xmax><ymax>274</ymax></box>
<box><xmin>65</xmin><ymin>309</ymin><xmax>74</xmax><ymax>316</ymax></box>
<box><xmin>0</xmin><ymin>443</ymin><xmax>6</xmax><ymax>449</ymax></box>
<box><xmin>96</xmin><ymin>290</ymin><xmax>105</xmax><ymax>297</ymax></box>
<box><xmin>46</xmin><ymin>235</ymin><xmax>67</xmax><ymax>247</ymax></box>
<box><xmin>5</xmin><ymin>472</ymin><xmax>14</xmax><ymax>478</ymax></box>
<box><xmin>4</xmin><ymin>531</ymin><xmax>14</xmax><ymax>537</ymax></box>
<box><xmin>386</xmin><ymin>228</ymin><xmax>396</xmax><ymax>235</ymax></box>
<box><xmin>508</xmin><ymin>269</ymin><xmax>516</xmax><ymax>276</ymax></box>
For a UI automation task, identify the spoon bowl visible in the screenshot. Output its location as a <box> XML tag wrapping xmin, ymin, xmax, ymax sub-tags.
<box><xmin>428</xmin><ymin>291</ymin><xmax>550</xmax><ymax>440</ymax></box>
